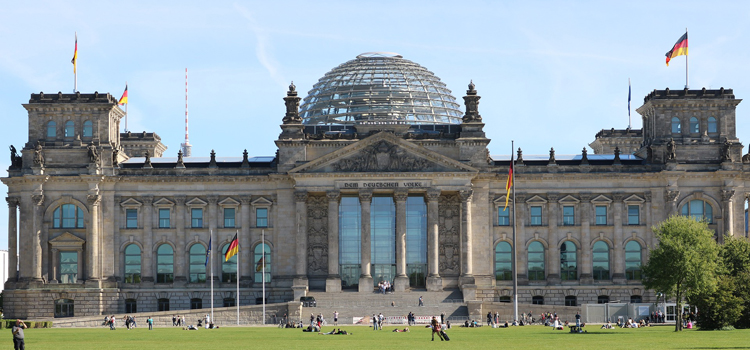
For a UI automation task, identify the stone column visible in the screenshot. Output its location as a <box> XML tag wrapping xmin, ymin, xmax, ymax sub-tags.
<box><xmin>142</xmin><ymin>196</ymin><xmax>154</xmax><ymax>284</ymax></box>
<box><xmin>546</xmin><ymin>193</ymin><xmax>560</xmax><ymax>283</ymax></box>
<box><xmin>579</xmin><ymin>194</ymin><xmax>593</xmax><ymax>283</ymax></box>
<box><xmin>644</xmin><ymin>192</ymin><xmax>655</xmax><ymax>256</ymax></box>
<box><xmin>86</xmin><ymin>194</ymin><xmax>101</xmax><ymax>283</ymax></box>
<box><xmin>515</xmin><ymin>194</ymin><xmax>529</xmax><ymax>284</ymax></box>
<box><xmin>326</xmin><ymin>190</ymin><xmax>341</xmax><ymax>292</ymax></box>
<box><xmin>31</xmin><ymin>194</ymin><xmax>44</xmax><ymax>282</ymax></box>
<box><xmin>240</xmin><ymin>195</ymin><xmax>252</xmax><ymax>285</ymax></box>
<box><xmin>358</xmin><ymin>190</ymin><xmax>373</xmax><ymax>292</ymax></box>
<box><xmin>612</xmin><ymin>193</ymin><xmax>626</xmax><ymax>283</ymax></box>
<box><xmin>425</xmin><ymin>189</ymin><xmax>442</xmax><ymax>291</ymax></box>
<box><xmin>394</xmin><ymin>189</ymin><xmax>409</xmax><ymax>292</ymax></box>
<box><xmin>6</xmin><ymin>197</ymin><xmax>19</xmax><ymax>283</ymax></box>
<box><xmin>50</xmin><ymin>248</ymin><xmax>59</xmax><ymax>282</ymax></box>
<box><xmin>293</xmin><ymin>191</ymin><xmax>309</xmax><ymax>294</ymax></box>
<box><xmin>76</xmin><ymin>248</ymin><xmax>83</xmax><ymax>282</ymax></box>
<box><xmin>207</xmin><ymin>195</ymin><xmax>219</xmax><ymax>282</ymax></box>
<box><xmin>174</xmin><ymin>196</ymin><xmax>187</xmax><ymax>284</ymax></box>
<box><xmin>459</xmin><ymin>190</ymin><xmax>475</xmax><ymax>285</ymax></box>
<box><xmin>722</xmin><ymin>189</ymin><xmax>735</xmax><ymax>243</ymax></box>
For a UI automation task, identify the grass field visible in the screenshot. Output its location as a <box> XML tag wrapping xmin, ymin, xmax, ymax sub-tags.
<box><xmin>16</xmin><ymin>324</ymin><xmax>750</xmax><ymax>350</ymax></box>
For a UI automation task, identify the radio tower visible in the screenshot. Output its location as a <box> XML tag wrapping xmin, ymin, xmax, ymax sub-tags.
<box><xmin>180</xmin><ymin>68</ymin><xmax>192</xmax><ymax>157</ymax></box>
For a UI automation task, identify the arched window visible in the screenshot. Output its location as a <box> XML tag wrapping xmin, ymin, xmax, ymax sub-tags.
<box><xmin>560</xmin><ymin>241</ymin><xmax>577</xmax><ymax>280</ymax></box>
<box><xmin>671</xmin><ymin>117</ymin><xmax>681</xmax><ymax>134</ymax></box>
<box><xmin>532</xmin><ymin>296</ymin><xmax>544</xmax><ymax>305</ymax></box>
<box><xmin>53</xmin><ymin>204</ymin><xmax>85</xmax><ymax>228</ymax></box>
<box><xmin>64</xmin><ymin>121</ymin><xmax>75</xmax><ymax>138</ymax></box>
<box><xmin>565</xmin><ymin>296</ymin><xmax>577</xmax><ymax>306</ymax></box>
<box><xmin>82</xmin><ymin>120</ymin><xmax>93</xmax><ymax>138</ymax></box>
<box><xmin>625</xmin><ymin>241</ymin><xmax>642</xmax><ymax>280</ymax></box>
<box><xmin>598</xmin><ymin>295</ymin><xmax>610</xmax><ymax>304</ymax></box>
<box><xmin>54</xmin><ymin>299</ymin><xmax>74</xmax><ymax>318</ymax></box>
<box><xmin>254</xmin><ymin>243</ymin><xmax>271</xmax><ymax>283</ymax></box>
<box><xmin>592</xmin><ymin>241</ymin><xmax>610</xmax><ymax>280</ymax></box>
<box><xmin>189</xmin><ymin>244</ymin><xmax>207</xmax><ymax>283</ymax></box>
<box><xmin>495</xmin><ymin>242</ymin><xmax>512</xmax><ymax>281</ymax></box>
<box><xmin>156</xmin><ymin>244</ymin><xmax>174</xmax><ymax>283</ymax></box>
<box><xmin>47</xmin><ymin>121</ymin><xmax>57</xmax><ymax>138</ymax></box>
<box><xmin>708</xmin><ymin>117</ymin><xmax>717</xmax><ymax>133</ymax></box>
<box><xmin>222</xmin><ymin>243</ymin><xmax>238</xmax><ymax>283</ymax></box>
<box><xmin>681</xmin><ymin>199</ymin><xmax>713</xmax><ymax>223</ymax></box>
<box><xmin>689</xmin><ymin>117</ymin><xmax>699</xmax><ymax>134</ymax></box>
<box><xmin>527</xmin><ymin>241</ymin><xmax>545</xmax><ymax>281</ymax></box>
<box><xmin>124</xmin><ymin>244</ymin><xmax>141</xmax><ymax>283</ymax></box>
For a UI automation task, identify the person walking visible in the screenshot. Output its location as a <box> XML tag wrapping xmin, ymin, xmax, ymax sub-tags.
<box><xmin>430</xmin><ymin>316</ymin><xmax>444</xmax><ymax>341</ymax></box>
<box><xmin>419</xmin><ymin>296</ymin><xmax>424</xmax><ymax>307</ymax></box>
<box><xmin>372</xmin><ymin>314</ymin><xmax>378</xmax><ymax>330</ymax></box>
<box><xmin>147</xmin><ymin>316</ymin><xmax>154</xmax><ymax>330</ymax></box>
<box><xmin>12</xmin><ymin>319</ymin><xmax>27</xmax><ymax>350</ymax></box>
<box><xmin>575</xmin><ymin>312</ymin><xmax>581</xmax><ymax>328</ymax></box>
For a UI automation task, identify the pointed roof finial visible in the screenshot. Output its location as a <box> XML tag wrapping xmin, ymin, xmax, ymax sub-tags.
<box><xmin>289</xmin><ymin>81</ymin><xmax>296</xmax><ymax>92</ymax></box>
<box><xmin>468</xmin><ymin>80</ymin><xmax>475</xmax><ymax>92</ymax></box>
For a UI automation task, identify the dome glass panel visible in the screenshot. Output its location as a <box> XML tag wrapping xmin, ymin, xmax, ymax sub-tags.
<box><xmin>300</xmin><ymin>52</ymin><xmax>463</xmax><ymax>125</ymax></box>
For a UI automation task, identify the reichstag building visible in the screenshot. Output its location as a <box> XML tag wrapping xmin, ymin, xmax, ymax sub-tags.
<box><xmin>3</xmin><ymin>52</ymin><xmax>748</xmax><ymax>318</ymax></box>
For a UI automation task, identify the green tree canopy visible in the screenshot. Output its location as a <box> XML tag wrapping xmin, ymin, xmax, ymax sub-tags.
<box><xmin>643</xmin><ymin>215</ymin><xmax>719</xmax><ymax>331</ymax></box>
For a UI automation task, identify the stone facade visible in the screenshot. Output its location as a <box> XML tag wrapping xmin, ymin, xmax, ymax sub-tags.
<box><xmin>3</xmin><ymin>65</ymin><xmax>750</xmax><ymax>319</ymax></box>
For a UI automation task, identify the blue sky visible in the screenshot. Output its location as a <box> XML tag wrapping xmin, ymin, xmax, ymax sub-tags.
<box><xmin>1</xmin><ymin>1</ymin><xmax>749</xmax><ymax>249</ymax></box>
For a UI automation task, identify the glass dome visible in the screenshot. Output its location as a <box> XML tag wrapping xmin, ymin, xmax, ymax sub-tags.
<box><xmin>300</xmin><ymin>52</ymin><xmax>463</xmax><ymax>125</ymax></box>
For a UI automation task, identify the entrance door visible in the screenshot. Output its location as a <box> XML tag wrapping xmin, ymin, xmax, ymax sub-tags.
<box><xmin>372</xmin><ymin>264</ymin><xmax>395</xmax><ymax>286</ymax></box>
<box><xmin>340</xmin><ymin>264</ymin><xmax>360</xmax><ymax>289</ymax></box>
<box><xmin>407</xmin><ymin>264</ymin><xmax>426</xmax><ymax>288</ymax></box>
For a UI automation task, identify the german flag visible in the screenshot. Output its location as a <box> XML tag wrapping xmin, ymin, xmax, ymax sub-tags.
<box><xmin>504</xmin><ymin>155</ymin><xmax>513</xmax><ymax>210</ymax></box>
<box><xmin>256</xmin><ymin>256</ymin><xmax>265</xmax><ymax>272</ymax></box>
<box><xmin>224</xmin><ymin>233</ymin><xmax>239</xmax><ymax>261</ymax></box>
<box><xmin>665</xmin><ymin>32</ymin><xmax>688</xmax><ymax>66</ymax></box>
<box><xmin>118</xmin><ymin>84</ymin><xmax>128</xmax><ymax>105</ymax></box>
<box><xmin>71</xmin><ymin>33</ymin><xmax>78</xmax><ymax>74</ymax></box>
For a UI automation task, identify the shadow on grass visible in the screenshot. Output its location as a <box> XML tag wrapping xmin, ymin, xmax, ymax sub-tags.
<box><xmin>687</xmin><ymin>348</ymin><xmax>750</xmax><ymax>349</ymax></box>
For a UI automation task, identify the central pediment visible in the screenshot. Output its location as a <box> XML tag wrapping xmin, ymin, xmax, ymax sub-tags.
<box><xmin>289</xmin><ymin>131</ymin><xmax>477</xmax><ymax>174</ymax></box>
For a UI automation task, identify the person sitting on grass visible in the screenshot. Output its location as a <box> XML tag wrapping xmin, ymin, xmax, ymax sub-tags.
<box><xmin>392</xmin><ymin>327</ymin><xmax>410</xmax><ymax>332</ymax></box>
<box><xmin>464</xmin><ymin>320</ymin><xmax>470</xmax><ymax>327</ymax></box>
<box><xmin>185</xmin><ymin>325</ymin><xmax>199</xmax><ymax>330</ymax></box>
<box><xmin>601</xmin><ymin>321</ymin><xmax>613</xmax><ymax>329</ymax></box>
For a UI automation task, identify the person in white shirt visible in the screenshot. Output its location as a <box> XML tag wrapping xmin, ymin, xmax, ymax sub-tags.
<box><xmin>333</xmin><ymin>311</ymin><xmax>339</xmax><ymax>326</ymax></box>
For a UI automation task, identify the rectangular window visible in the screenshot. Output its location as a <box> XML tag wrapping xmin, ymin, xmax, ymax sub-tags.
<box><xmin>224</xmin><ymin>208</ymin><xmax>236</xmax><ymax>228</ymax></box>
<box><xmin>59</xmin><ymin>251</ymin><xmax>78</xmax><ymax>283</ymax></box>
<box><xmin>159</xmin><ymin>209</ymin><xmax>170</xmax><ymax>228</ymax></box>
<box><xmin>256</xmin><ymin>208</ymin><xmax>268</xmax><ymax>228</ymax></box>
<box><xmin>595</xmin><ymin>206</ymin><xmax>607</xmax><ymax>225</ymax></box>
<box><xmin>191</xmin><ymin>208</ymin><xmax>203</xmax><ymax>228</ymax></box>
<box><xmin>126</xmin><ymin>209</ymin><xmax>138</xmax><ymax>229</ymax></box>
<box><xmin>498</xmin><ymin>206</ymin><xmax>510</xmax><ymax>226</ymax></box>
<box><xmin>562</xmin><ymin>206</ymin><xmax>575</xmax><ymax>226</ymax></box>
<box><xmin>530</xmin><ymin>206</ymin><xmax>542</xmax><ymax>226</ymax></box>
<box><xmin>628</xmin><ymin>205</ymin><xmax>640</xmax><ymax>225</ymax></box>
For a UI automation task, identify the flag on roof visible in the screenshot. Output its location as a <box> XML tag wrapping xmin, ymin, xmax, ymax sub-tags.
<box><xmin>71</xmin><ymin>33</ymin><xmax>78</xmax><ymax>74</ymax></box>
<box><xmin>665</xmin><ymin>32</ymin><xmax>688</xmax><ymax>66</ymax></box>
<box><xmin>118</xmin><ymin>84</ymin><xmax>128</xmax><ymax>105</ymax></box>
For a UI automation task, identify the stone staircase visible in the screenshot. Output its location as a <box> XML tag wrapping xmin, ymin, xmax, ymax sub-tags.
<box><xmin>299</xmin><ymin>289</ymin><xmax>468</xmax><ymax>325</ymax></box>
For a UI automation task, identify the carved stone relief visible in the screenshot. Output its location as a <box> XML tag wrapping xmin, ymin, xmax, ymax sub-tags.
<box><xmin>332</xmin><ymin>140</ymin><xmax>431</xmax><ymax>172</ymax></box>
<box><xmin>306</xmin><ymin>194</ymin><xmax>328</xmax><ymax>276</ymax></box>
<box><xmin>438</xmin><ymin>194</ymin><xmax>460</xmax><ymax>276</ymax></box>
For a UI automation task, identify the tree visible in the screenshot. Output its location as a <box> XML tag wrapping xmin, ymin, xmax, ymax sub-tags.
<box><xmin>718</xmin><ymin>235</ymin><xmax>750</xmax><ymax>329</ymax></box>
<box><xmin>643</xmin><ymin>216</ymin><xmax>719</xmax><ymax>331</ymax></box>
<box><xmin>689</xmin><ymin>275</ymin><xmax>742</xmax><ymax>329</ymax></box>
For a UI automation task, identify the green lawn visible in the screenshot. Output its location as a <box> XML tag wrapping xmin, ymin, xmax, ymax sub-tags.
<box><xmin>17</xmin><ymin>324</ymin><xmax>750</xmax><ymax>350</ymax></box>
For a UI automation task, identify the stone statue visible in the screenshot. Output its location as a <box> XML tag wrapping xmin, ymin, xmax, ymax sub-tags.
<box><xmin>462</xmin><ymin>80</ymin><xmax>482</xmax><ymax>123</ymax></box>
<box><xmin>282</xmin><ymin>81</ymin><xmax>302</xmax><ymax>124</ymax></box>
<box><xmin>516</xmin><ymin>147</ymin><xmax>523</xmax><ymax>163</ymax></box>
<box><xmin>9</xmin><ymin>145</ymin><xmax>21</xmax><ymax>169</ymax></box>
<box><xmin>112</xmin><ymin>148</ymin><xmax>119</xmax><ymax>166</ymax></box>
<box><xmin>33</xmin><ymin>141</ymin><xmax>44</xmax><ymax>167</ymax></box>
<box><xmin>177</xmin><ymin>149</ymin><xmax>184</xmax><ymax>164</ymax></box>
<box><xmin>580</xmin><ymin>147</ymin><xmax>588</xmax><ymax>164</ymax></box>
<box><xmin>549</xmin><ymin>147</ymin><xmax>556</xmax><ymax>163</ymax></box>
<box><xmin>721</xmin><ymin>139</ymin><xmax>732</xmax><ymax>162</ymax></box>
<box><xmin>87</xmin><ymin>144</ymin><xmax>100</xmax><ymax>163</ymax></box>
<box><xmin>667</xmin><ymin>138</ymin><xmax>676</xmax><ymax>160</ymax></box>
<box><xmin>144</xmin><ymin>151</ymin><xmax>151</xmax><ymax>167</ymax></box>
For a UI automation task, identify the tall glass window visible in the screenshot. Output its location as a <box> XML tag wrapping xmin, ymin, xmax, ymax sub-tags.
<box><xmin>681</xmin><ymin>200</ymin><xmax>713</xmax><ymax>223</ymax></box>
<box><xmin>224</xmin><ymin>208</ymin><xmax>236</xmax><ymax>228</ymax></box>
<box><xmin>406</xmin><ymin>196</ymin><xmax>427</xmax><ymax>287</ymax></box>
<box><xmin>530</xmin><ymin>206</ymin><xmax>542</xmax><ymax>226</ymax></box>
<box><xmin>256</xmin><ymin>208</ymin><xmax>268</xmax><ymax>227</ymax></box>
<box><xmin>689</xmin><ymin>117</ymin><xmax>699</xmax><ymax>133</ymax></box>
<box><xmin>64</xmin><ymin>121</ymin><xmax>75</xmax><ymax>138</ymax></box>
<box><xmin>53</xmin><ymin>204</ymin><xmax>85</xmax><ymax>229</ymax></box>
<box><xmin>339</xmin><ymin>197</ymin><xmax>361</xmax><ymax>289</ymax></box>
<box><xmin>156</xmin><ymin>244</ymin><xmax>174</xmax><ymax>283</ymax></box>
<box><xmin>560</xmin><ymin>241</ymin><xmax>577</xmax><ymax>280</ymax></box>
<box><xmin>708</xmin><ymin>117</ymin><xmax>717</xmax><ymax>133</ymax></box>
<box><xmin>59</xmin><ymin>251</ymin><xmax>78</xmax><ymax>283</ymax></box>
<box><xmin>254</xmin><ymin>243</ymin><xmax>271</xmax><ymax>283</ymax></box>
<box><xmin>82</xmin><ymin>120</ymin><xmax>93</xmax><ymax>137</ymax></box>
<box><xmin>528</xmin><ymin>241</ymin><xmax>545</xmax><ymax>281</ymax></box>
<box><xmin>494</xmin><ymin>242</ymin><xmax>512</xmax><ymax>281</ymax></box>
<box><xmin>47</xmin><ymin>121</ymin><xmax>57</xmax><ymax>138</ymax></box>
<box><xmin>562</xmin><ymin>206</ymin><xmax>575</xmax><ymax>226</ymax></box>
<box><xmin>159</xmin><ymin>208</ymin><xmax>170</xmax><ymax>228</ymax></box>
<box><xmin>671</xmin><ymin>117</ymin><xmax>681</xmax><ymax>134</ymax></box>
<box><xmin>625</xmin><ymin>241</ymin><xmax>642</xmax><ymax>280</ymax></box>
<box><xmin>498</xmin><ymin>206</ymin><xmax>510</xmax><ymax>226</ymax></box>
<box><xmin>627</xmin><ymin>205</ymin><xmax>640</xmax><ymax>225</ymax></box>
<box><xmin>371</xmin><ymin>197</ymin><xmax>395</xmax><ymax>285</ymax></box>
<box><xmin>124</xmin><ymin>244</ymin><xmax>141</xmax><ymax>283</ymax></box>
<box><xmin>595</xmin><ymin>206</ymin><xmax>607</xmax><ymax>225</ymax></box>
<box><xmin>191</xmin><ymin>208</ymin><xmax>203</xmax><ymax>228</ymax></box>
<box><xmin>222</xmin><ymin>243</ymin><xmax>237</xmax><ymax>283</ymax></box>
<box><xmin>592</xmin><ymin>241</ymin><xmax>610</xmax><ymax>280</ymax></box>
<box><xmin>126</xmin><ymin>209</ymin><xmax>138</xmax><ymax>229</ymax></box>
<box><xmin>189</xmin><ymin>244</ymin><xmax>207</xmax><ymax>283</ymax></box>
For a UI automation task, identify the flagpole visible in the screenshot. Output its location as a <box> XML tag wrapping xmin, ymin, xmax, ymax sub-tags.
<box><xmin>125</xmin><ymin>81</ymin><xmax>128</xmax><ymax>132</ymax></box>
<box><xmin>511</xmin><ymin>140</ymin><xmax>518</xmax><ymax>323</ymax></box>
<box><xmin>262</xmin><ymin>229</ymin><xmax>266</xmax><ymax>325</ymax></box>
<box><xmin>73</xmin><ymin>32</ymin><xmax>77</xmax><ymax>93</ymax></box>
<box><xmin>236</xmin><ymin>230</ymin><xmax>240</xmax><ymax>326</ymax></box>
<box><xmin>628</xmin><ymin>78</ymin><xmax>631</xmax><ymax>129</ymax></box>
<box><xmin>685</xmin><ymin>28</ymin><xmax>689</xmax><ymax>89</ymax></box>
<box><xmin>210</xmin><ymin>229</ymin><xmax>214</xmax><ymax>325</ymax></box>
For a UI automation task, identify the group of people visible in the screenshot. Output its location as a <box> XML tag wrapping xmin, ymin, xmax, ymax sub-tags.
<box><xmin>171</xmin><ymin>315</ymin><xmax>187</xmax><ymax>327</ymax></box>
<box><xmin>617</xmin><ymin>317</ymin><xmax>651</xmax><ymax>328</ymax></box>
<box><xmin>103</xmin><ymin>315</ymin><xmax>117</xmax><ymax>330</ymax></box>
<box><xmin>650</xmin><ymin>310</ymin><xmax>666</xmax><ymax>323</ymax></box>
<box><xmin>371</xmin><ymin>313</ymin><xmax>385</xmax><ymax>330</ymax></box>
<box><xmin>123</xmin><ymin>315</ymin><xmax>137</xmax><ymax>330</ymax></box>
<box><xmin>378</xmin><ymin>281</ymin><xmax>392</xmax><ymax>294</ymax></box>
